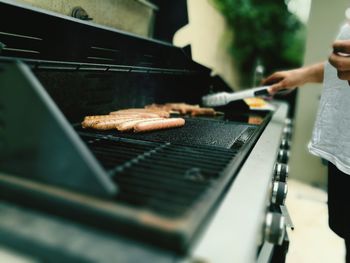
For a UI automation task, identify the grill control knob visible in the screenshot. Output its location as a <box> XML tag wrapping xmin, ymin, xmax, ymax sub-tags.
<box><xmin>283</xmin><ymin>126</ymin><xmax>292</xmax><ymax>140</ymax></box>
<box><xmin>285</xmin><ymin>118</ymin><xmax>293</xmax><ymax>127</ymax></box>
<box><xmin>280</xmin><ymin>138</ymin><xmax>291</xmax><ymax>150</ymax></box>
<box><xmin>273</xmin><ymin>163</ymin><xmax>289</xmax><ymax>182</ymax></box>
<box><xmin>264</xmin><ymin>212</ymin><xmax>286</xmax><ymax>245</ymax></box>
<box><xmin>271</xmin><ymin>181</ymin><xmax>288</xmax><ymax>205</ymax></box>
<box><xmin>71</xmin><ymin>7</ymin><xmax>93</xmax><ymax>21</ymax></box>
<box><xmin>277</xmin><ymin>149</ymin><xmax>289</xmax><ymax>164</ymax></box>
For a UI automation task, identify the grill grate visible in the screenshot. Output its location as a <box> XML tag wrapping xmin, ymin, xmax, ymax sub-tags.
<box><xmin>110</xmin><ymin>117</ymin><xmax>254</xmax><ymax>149</ymax></box>
<box><xmin>78</xmin><ymin>117</ymin><xmax>260</xmax><ymax>218</ymax></box>
<box><xmin>83</xmin><ymin>137</ymin><xmax>159</xmax><ymax>169</ymax></box>
<box><xmin>81</xmin><ymin>135</ymin><xmax>239</xmax><ymax>218</ymax></box>
<box><xmin>76</xmin><ymin>117</ymin><xmax>255</xmax><ymax>149</ymax></box>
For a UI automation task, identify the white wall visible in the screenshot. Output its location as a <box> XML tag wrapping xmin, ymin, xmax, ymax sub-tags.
<box><xmin>173</xmin><ymin>0</ymin><xmax>239</xmax><ymax>89</ymax></box>
<box><xmin>289</xmin><ymin>0</ymin><xmax>349</xmax><ymax>187</ymax></box>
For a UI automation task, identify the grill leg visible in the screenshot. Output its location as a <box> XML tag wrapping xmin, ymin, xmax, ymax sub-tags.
<box><xmin>346</xmin><ymin>239</ymin><xmax>350</xmax><ymax>263</ymax></box>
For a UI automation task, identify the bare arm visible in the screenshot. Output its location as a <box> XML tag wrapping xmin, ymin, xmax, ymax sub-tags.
<box><xmin>263</xmin><ymin>62</ymin><xmax>324</xmax><ymax>95</ymax></box>
<box><xmin>263</xmin><ymin>38</ymin><xmax>350</xmax><ymax>95</ymax></box>
<box><xmin>329</xmin><ymin>40</ymin><xmax>350</xmax><ymax>82</ymax></box>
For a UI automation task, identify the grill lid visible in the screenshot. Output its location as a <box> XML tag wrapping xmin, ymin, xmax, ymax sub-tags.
<box><xmin>0</xmin><ymin>0</ymin><xmax>208</xmax><ymax>75</ymax></box>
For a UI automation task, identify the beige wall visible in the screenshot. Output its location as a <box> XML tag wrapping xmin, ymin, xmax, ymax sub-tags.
<box><xmin>289</xmin><ymin>0</ymin><xmax>349</xmax><ymax>187</ymax></box>
<box><xmin>17</xmin><ymin>0</ymin><xmax>238</xmax><ymax>87</ymax></box>
<box><xmin>13</xmin><ymin>0</ymin><xmax>156</xmax><ymax>37</ymax></box>
<box><xmin>173</xmin><ymin>0</ymin><xmax>239</xmax><ymax>89</ymax></box>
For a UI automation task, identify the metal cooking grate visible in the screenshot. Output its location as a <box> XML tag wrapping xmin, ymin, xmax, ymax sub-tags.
<box><xmin>77</xmin><ymin>118</ymin><xmax>255</xmax><ymax>149</ymax></box>
<box><xmin>82</xmin><ymin>135</ymin><xmax>238</xmax><ymax>218</ymax></box>
<box><xmin>83</xmin><ymin>137</ymin><xmax>158</xmax><ymax>169</ymax></box>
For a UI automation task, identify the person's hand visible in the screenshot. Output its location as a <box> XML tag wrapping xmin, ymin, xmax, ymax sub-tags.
<box><xmin>262</xmin><ymin>68</ymin><xmax>308</xmax><ymax>95</ymax></box>
<box><xmin>329</xmin><ymin>40</ymin><xmax>350</xmax><ymax>83</ymax></box>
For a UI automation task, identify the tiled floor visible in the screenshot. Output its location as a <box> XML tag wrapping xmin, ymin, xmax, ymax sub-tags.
<box><xmin>286</xmin><ymin>179</ymin><xmax>345</xmax><ymax>263</ymax></box>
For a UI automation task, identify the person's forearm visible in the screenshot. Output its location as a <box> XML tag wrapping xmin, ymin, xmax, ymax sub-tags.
<box><xmin>303</xmin><ymin>62</ymin><xmax>324</xmax><ymax>84</ymax></box>
<box><xmin>263</xmin><ymin>61</ymin><xmax>325</xmax><ymax>94</ymax></box>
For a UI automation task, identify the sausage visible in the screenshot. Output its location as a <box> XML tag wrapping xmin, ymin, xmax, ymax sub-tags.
<box><xmin>111</xmin><ymin>108</ymin><xmax>150</xmax><ymax>112</ymax></box>
<box><xmin>82</xmin><ymin>116</ymin><xmax>140</xmax><ymax>128</ymax></box>
<box><xmin>190</xmin><ymin>107</ymin><xmax>216</xmax><ymax>116</ymax></box>
<box><xmin>82</xmin><ymin>113</ymin><xmax>166</xmax><ymax>128</ymax></box>
<box><xmin>84</xmin><ymin>115</ymin><xmax>116</xmax><ymax>120</ymax></box>
<box><xmin>134</xmin><ymin>118</ymin><xmax>185</xmax><ymax>133</ymax></box>
<box><xmin>144</xmin><ymin>104</ymin><xmax>181</xmax><ymax>114</ymax></box>
<box><xmin>147</xmin><ymin>103</ymin><xmax>213</xmax><ymax>115</ymax></box>
<box><xmin>82</xmin><ymin>119</ymin><xmax>98</xmax><ymax>128</ymax></box>
<box><xmin>110</xmin><ymin>109</ymin><xmax>170</xmax><ymax>118</ymax></box>
<box><xmin>85</xmin><ymin>114</ymin><xmax>148</xmax><ymax>120</ymax></box>
<box><xmin>109</xmin><ymin>112</ymin><xmax>164</xmax><ymax>118</ymax></box>
<box><xmin>144</xmin><ymin>103</ymin><xmax>173</xmax><ymax>111</ymax></box>
<box><xmin>165</xmin><ymin>103</ymin><xmax>203</xmax><ymax>114</ymax></box>
<box><xmin>90</xmin><ymin>118</ymin><xmax>144</xmax><ymax>130</ymax></box>
<box><xmin>117</xmin><ymin>118</ymin><xmax>163</xmax><ymax>131</ymax></box>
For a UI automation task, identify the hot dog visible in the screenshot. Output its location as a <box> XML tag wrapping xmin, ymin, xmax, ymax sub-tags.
<box><xmin>190</xmin><ymin>107</ymin><xmax>216</xmax><ymax>116</ymax></box>
<box><xmin>90</xmin><ymin>118</ymin><xmax>144</xmax><ymax>130</ymax></box>
<box><xmin>110</xmin><ymin>108</ymin><xmax>170</xmax><ymax>118</ymax></box>
<box><xmin>109</xmin><ymin>112</ymin><xmax>164</xmax><ymax>118</ymax></box>
<box><xmin>134</xmin><ymin>118</ymin><xmax>185</xmax><ymax>133</ymax></box>
<box><xmin>116</xmin><ymin>118</ymin><xmax>163</xmax><ymax>131</ymax></box>
<box><xmin>85</xmin><ymin>113</ymin><xmax>161</xmax><ymax>120</ymax></box>
<box><xmin>82</xmin><ymin>116</ymin><xmax>140</xmax><ymax>128</ymax></box>
<box><xmin>144</xmin><ymin>103</ymin><xmax>216</xmax><ymax>116</ymax></box>
<box><xmin>164</xmin><ymin>103</ymin><xmax>199</xmax><ymax>114</ymax></box>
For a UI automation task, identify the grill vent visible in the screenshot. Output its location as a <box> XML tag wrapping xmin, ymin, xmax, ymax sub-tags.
<box><xmin>0</xmin><ymin>31</ymin><xmax>42</xmax><ymax>56</ymax></box>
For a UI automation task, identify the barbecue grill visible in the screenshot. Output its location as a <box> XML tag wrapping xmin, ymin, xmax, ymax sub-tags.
<box><xmin>0</xmin><ymin>1</ymin><xmax>292</xmax><ymax>262</ymax></box>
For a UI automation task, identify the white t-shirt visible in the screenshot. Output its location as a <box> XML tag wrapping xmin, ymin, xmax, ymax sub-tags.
<box><xmin>308</xmin><ymin>22</ymin><xmax>350</xmax><ymax>175</ymax></box>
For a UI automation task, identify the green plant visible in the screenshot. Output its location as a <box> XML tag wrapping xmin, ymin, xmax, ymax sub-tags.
<box><xmin>212</xmin><ymin>0</ymin><xmax>306</xmax><ymax>87</ymax></box>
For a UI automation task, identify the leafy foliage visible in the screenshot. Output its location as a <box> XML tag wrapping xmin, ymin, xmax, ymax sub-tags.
<box><xmin>212</xmin><ymin>0</ymin><xmax>306</xmax><ymax>87</ymax></box>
